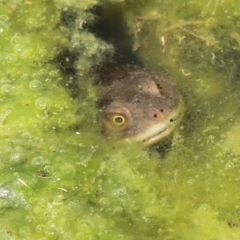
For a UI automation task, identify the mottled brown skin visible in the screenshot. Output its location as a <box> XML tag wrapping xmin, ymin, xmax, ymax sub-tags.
<box><xmin>98</xmin><ymin>65</ymin><xmax>183</xmax><ymax>146</ymax></box>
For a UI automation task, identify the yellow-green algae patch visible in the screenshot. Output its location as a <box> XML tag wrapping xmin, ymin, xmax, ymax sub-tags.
<box><xmin>1</xmin><ymin>0</ymin><xmax>240</xmax><ymax>240</ymax></box>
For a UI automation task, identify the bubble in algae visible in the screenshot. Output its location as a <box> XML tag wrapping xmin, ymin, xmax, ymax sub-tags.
<box><xmin>22</xmin><ymin>132</ymin><xmax>32</xmax><ymax>140</ymax></box>
<box><xmin>1</xmin><ymin>84</ymin><xmax>15</xmax><ymax>95</ymax></box>
<box><xmin>99</xmin><ymin>197</ymin><xmax>109</xmax><ymax>206</ymax></box>
<box><xmin>52</xmin><ymin>194</ymin><xmax>66</xmax><ymax>206</ymax></box>
<box><xmin>36</xmin><ymin>48</ymin><xmax>47</xmax><ymax>58</ymax></box>
<box><xmin>208</xmin><ymin>135</ymin><xmax>215</xmax><ymax>142</ymax></box>
<box><xmin>60</xmin><ymin>163</ymin><xmax>76</xmax><ymax>176</ymax></box>
<box><xmin>179</xmin><ymin>125</ymin><xmax>184</xmax><ymax>130</ymax></box>
<box><xmin>199</xmin><ymin>204</ymin><xmax>210</xmax><ymax>211</ymax></box>
<box><xmin>19</xmin><ymin>226</ymin><xmax>32</xmax><ymax>238</ymax></box>
<box><xmin>188</xmin><ymin>179</ymin><xmax>195</xmax><ymax>185</ymax></box>
<box><xmin>226</xmin><ymin>162</ymin><xmax>234</xmax><ymax>169</ymax></box>
<box><xmin>112</xmin><ymin>188</ymin><xmax>127</xmax><ymax>197</ymax></box>
<box><xmin>13</xmin><ymin>44</ymin><xmax>24</xmax><ymax>54</ymax></box>
<box><xmin>10</xmin><ymin>152</ymin><xmax>25</xmax><ymax>164</ymax></box>
<box><xmin>29</xmin><ymin>80</ymin><xmax>42</xmax><ymax>89</ymax></box>
<box><xmin>0</xmin><ymin>188</ymin><xmax>9</xmax><ymax>198</ymax></box>
<box><xmin>78</xmin><ymin>219</ymin><xmax>93</xmax><ymax>228</ymax></box>
<box><xmin>49</xmin><ymin>70</ymin><xmax>59</xmax><ymax>77</ymax></box>
<box><xmin>0</xmin><ymin>15</ymin><xmax>9</xmax><ymax>33</ymax></box>
<box><xmin>50</xmin><ymin>145</ymin><xmax>59</xmax><ymax>152</ymax></box>
<box><xmin>35</xmin><ymin>97</ymin><xmax>49</xmax><ymax>109</ymax></box>
<box><xmin>32</xmin><ymin>156</ymin><xmax>45</xmax><ymax>167</ymax></box>
<box><xmin>113</xmin><ymin>206</ymin><xmax>123</xmax><ymax>214</ymax></box>
<box><xmin>26</xmin><ymin>18</ymin><xmax>37</xmax><ymax>28</ymax></box>
<box><xmin>5</xmin><ymin>54</ymin><xmax>17</xmax><ymax>63</ymax></box>
<box><xmin>25</xmin><ymin>215</ymin><xmax>35</xmax><ymax>224</ymax></box>
<box><xmin>36</xmin><ymin>224</ymin><xmax>45</xmax><ymax>233</ymax></box>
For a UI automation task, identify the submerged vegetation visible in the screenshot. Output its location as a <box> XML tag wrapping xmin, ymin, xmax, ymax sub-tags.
<box><xmin>1</xmin><ymin>0</ymin><xmax>240</xmax><ymax>239</ymax></box>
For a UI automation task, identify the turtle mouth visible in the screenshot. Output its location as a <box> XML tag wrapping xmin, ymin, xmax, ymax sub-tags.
<box><xmin>130</xmin><ymin>99</ymin><xmax>184</xmax><ymax>146</ymax></box>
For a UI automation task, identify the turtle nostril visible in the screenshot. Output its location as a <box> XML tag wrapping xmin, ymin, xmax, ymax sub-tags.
<box><xmin>153</xmin><ymin>113</ymin><xmax>158</xmax><ymax>118</ymax></box>
<box><xmin>160</xmin><ymin>109</ymin><xmax>164</xmax><ymax>112</ymax></box>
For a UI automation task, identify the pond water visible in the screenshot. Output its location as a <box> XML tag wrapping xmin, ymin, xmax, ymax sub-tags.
<box><xmin>1</xmin><ymin>0</ymin><xmax>240</xmax><ymax>239</ymax></box>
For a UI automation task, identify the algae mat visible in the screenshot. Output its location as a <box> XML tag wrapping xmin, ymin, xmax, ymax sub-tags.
<box><xmin>0</xmin><ymin>0</ymin><xmax>240</xmax><ymax>239</ymax></box>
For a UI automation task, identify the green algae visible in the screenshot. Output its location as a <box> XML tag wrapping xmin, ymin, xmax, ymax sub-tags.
<box><xmin>1</xmin><ymin>0</ymin><xmax>240</xmax><ymax>239</ymax></box>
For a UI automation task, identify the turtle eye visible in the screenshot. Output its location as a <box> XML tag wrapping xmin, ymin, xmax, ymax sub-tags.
<box><xmin>104</xmin><ymin>113</ymin><xmax>129</xmax><ymax>132</ymax></box>
<box><xmin>113</xmin><ymin>115</ymin><xmax>125</xmax><ymax>125</ymax></box>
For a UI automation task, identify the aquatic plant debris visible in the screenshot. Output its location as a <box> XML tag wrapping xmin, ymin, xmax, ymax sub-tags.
<box><xmin>1</xmin><ymin>0</ymin><xmax>240</xmax><ymax>239</ymax></box>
